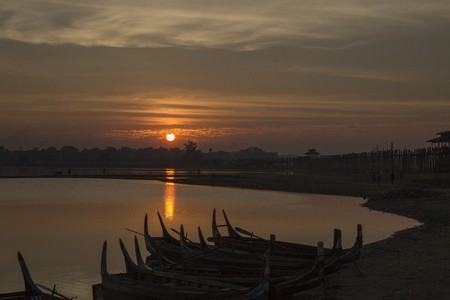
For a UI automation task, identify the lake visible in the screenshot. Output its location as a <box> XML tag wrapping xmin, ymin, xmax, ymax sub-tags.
<box><xmin>0</xmin><ymin>177</ymin><xmax>419</xmax><ymax>299</ymax></box>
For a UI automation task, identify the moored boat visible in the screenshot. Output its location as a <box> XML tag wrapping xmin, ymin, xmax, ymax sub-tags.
<box><xmin>93</xmin><ymin>241</ymin><xmax>270</xmax><ymax>300</ymax></box>
<box><xmin>143</xmin><ymin>215</ymin><xmax>322</xmax><ymax>276</ymax></box>
<box><xmin>209</xmin><ymin>209</ymin><xmax>363</xmax><ymax>263</ymax></box>
<box><xmin>117</xmin><ymin>237</ymin><xmax>326</xmax><ymax>299</ymax></box>
<box><xmin>0</xmin><ymin>252</ymin><xmax>73</xmax><ymax>300</ymax></box>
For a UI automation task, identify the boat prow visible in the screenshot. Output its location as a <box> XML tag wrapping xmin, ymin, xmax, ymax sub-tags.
<box><xmin>17</xmin><ymin>251</ymin><xmax>40</xmax><ymax>294</ymax></box>
<box><xmin>134</xmin><ymin>236</ymin><xmax>153</xmax><ymax>272</ymax></box>
<box><xmin>119</xmin><ymin>238</ymin><xmax>140</xmax><ymax>273</ymax></box>
<box><xmin>101</xmin><ymin>240</ymin><xmax>108</xmax><ymax>277</ymax></box>
<box><xmin>198</xmin><ymin>226</ymin><xmax>210</xmax><ymax>251</ymax></box>
<box><xmin>157</xmin><ymin>211</ymin><xmax>178</xmax><ymax>244</ymax></box>
<box><xmin>222</xmin><ymin>209</ymin><xmax>242</xmax><ymax>238</ymax></box>
<box><xmin>212</xmin><ymin>208</ymin><xmax>222</xmax><ymax>239</ymax></box>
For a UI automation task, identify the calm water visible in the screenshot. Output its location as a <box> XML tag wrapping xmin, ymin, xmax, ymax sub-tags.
<box><xmin>0</xmin><ymin>177</ymin><xmax>419</xmax><ymax>299</ymax></box>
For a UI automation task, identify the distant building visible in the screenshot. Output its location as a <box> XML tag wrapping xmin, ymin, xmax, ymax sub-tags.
<box><xmin>426</xmin><ymin>131</ymin><xmax>450</xmax><ymax>150</ymax></box>
<box><xmin>304</xmin><ymin>148</ymin><xmax>320</xmax><ymax>157</ymax></box>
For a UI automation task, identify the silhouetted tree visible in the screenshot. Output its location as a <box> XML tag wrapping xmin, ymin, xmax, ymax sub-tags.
<box><xmin>44</xmin><ymin>146</ymin><xmax>59</xmax><ymax>163</ymax></box>
<box><xmin>184</xmin><ymin>141</ymin><xmax>201</xmax><ymax>160</ymax></box>
<box><xmin>60</xmin><ymin>146</ymin><xmax>79</xmax><ymax>162</ymax></box>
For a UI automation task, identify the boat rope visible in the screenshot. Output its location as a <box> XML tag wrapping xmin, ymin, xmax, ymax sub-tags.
<box><xmin>125</xmin><ymin>228</ymin><xmax>144</xmax><ymax>236</ymax></box>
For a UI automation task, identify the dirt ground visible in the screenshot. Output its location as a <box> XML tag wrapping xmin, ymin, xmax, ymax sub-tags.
<box><xmin>171</xmin><ymin>172</ymin><xmax>450</xmax><ymax>299</ymax></box>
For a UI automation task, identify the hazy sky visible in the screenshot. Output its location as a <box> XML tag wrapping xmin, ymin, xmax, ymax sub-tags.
<box><xmin>1</xmin><ymin>1</ymin><xmax>449</xmax><ymax>154</ymax></box>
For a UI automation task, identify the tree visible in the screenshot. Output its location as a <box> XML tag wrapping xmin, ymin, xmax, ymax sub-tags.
<box><xmin>60</xmin><ymin>146</ymin><xmax>79</xmax><ymax>162</ymax></box>
<box><xmin>236</xmin><ymin>147</ymin><xmax>278</xmax><ymax>159</ymax></box>
<box><xmin>183</xmin><ymin>141</ymin><xmax>201</xmax><ymax>160</ymax></box>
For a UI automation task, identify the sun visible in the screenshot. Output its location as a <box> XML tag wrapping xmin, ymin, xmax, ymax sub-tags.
<box><xmin>166</xmin><ymin>133</ymin><xmax>175</xmax><ymax>141</ymax></box>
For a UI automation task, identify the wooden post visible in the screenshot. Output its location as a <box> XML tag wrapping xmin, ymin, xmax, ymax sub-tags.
<box><xmin>390</xmin><ymin>142</ymin><xmax>394</xmax><ymax>172</ymax></box>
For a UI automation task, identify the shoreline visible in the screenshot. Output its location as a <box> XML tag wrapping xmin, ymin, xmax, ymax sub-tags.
<box><xmin>2</xmin><ymin>172</ymin><xmax>449</xmax><ymax>299</ymax></box>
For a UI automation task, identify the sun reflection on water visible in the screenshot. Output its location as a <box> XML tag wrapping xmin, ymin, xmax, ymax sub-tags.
<box><xmin>164</xmin><ymin>182</ymin><xmax>175</xmax><ymax>221</ymax></box>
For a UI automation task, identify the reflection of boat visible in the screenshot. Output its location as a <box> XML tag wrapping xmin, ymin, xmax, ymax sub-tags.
<box><xmin>0</xmin><ymin>252</ymin><xmax>72</xmax><ymax>300</ymax></box>
<box><xmin>92</xmin><ymin>241</ymin><xmax>270</xmax><ymax>300</ymax></box>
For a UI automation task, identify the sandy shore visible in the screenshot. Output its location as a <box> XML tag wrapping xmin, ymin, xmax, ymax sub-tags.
<box><xmin>168</xmin><ymin>172</ymin><xmax>450</xmax><ymax>299</ymax></box>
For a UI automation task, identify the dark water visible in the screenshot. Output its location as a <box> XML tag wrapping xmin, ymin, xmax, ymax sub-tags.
<box><xmin>0</xmin><ymin>177</ymin><xmax>419</xmax><ymax>299</ymax></box>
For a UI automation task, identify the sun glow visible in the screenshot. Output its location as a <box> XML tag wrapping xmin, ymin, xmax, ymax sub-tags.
<box><xmin>166</xmin><ymin>133</ymin><xmax>175</xmax><ymax>141</ymax></box>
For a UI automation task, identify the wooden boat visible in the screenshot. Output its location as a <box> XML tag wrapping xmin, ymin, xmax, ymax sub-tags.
<box><xmin>143</xmin><ymin>216</ymin><xmax>322</xmax><ymax>276</ymax></box>
<box><xmin>94</xmin><ymin>211</ymin><xmax>333</xmax><ymax>299</ymax></box>
<box><xmin>151</xmin><ymin>211</ymin><xmax>346</xmax><ymax>261</ymax></box>
<box><xmin>125</xmin><ymin>237</ymin><xmax>263</xmax><ymax>286</ymax></box>
<box><xmin>120</xmin><ymin>237</ymin><xmax>325</xmax><ymax>299</ymax></box>
<box><xmin>134</xmin><ymin>236</ymin><xmax>263</xmax><ymax>282</ymax></box>
<box><xmin>93</xmin><ymin>241</ymin><xmax>270</xmax><ymax>300</ymax></box>
<box><xmin>0</xmin><ymin>252</ymin><xmax>73</xmax><ymax>300</ymax></box>
<box><xmin>209</xmin><ymin>209</ymin><xmax>363</xmax><ymax>263</ymax></box>
<box><xmin>149</xmin><ymin>210</ymin><xmax>350</xmax><ymax>262</ymax></box>
<box><xmin>150</xmin><ymin>211</ymin><xmax>346</xmax><ymax>267</ymax></box>
<box><xmin>141</xmin><ymin>211</ymin><xmax>354</xmax><ymax>278</ymax></box>
<box><xmin>143</xmin><ymin>213</ymin><xmax>258</xmax><ymax>264</ymax></box>
<box><xmin>150</xmin><ymin>223</ymin><xmax>344</xmax><ymax>277</ymax></box>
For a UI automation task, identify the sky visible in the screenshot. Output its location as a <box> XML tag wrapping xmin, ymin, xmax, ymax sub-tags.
<box><xmin>1</xmin><ymin>0</ymin><xmax>449</xmax><ymax>154</ymax></box>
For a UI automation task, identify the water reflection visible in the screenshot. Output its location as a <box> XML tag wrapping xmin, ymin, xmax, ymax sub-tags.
<box><xmin>165</xmin><ymin>168</ymin><xmax>175</xmax><ymax>180</ymax></box>
<box><xmin>164</xmin><ymin>182</ymin><xmax>176</xmax><ymax>221</ymax></box>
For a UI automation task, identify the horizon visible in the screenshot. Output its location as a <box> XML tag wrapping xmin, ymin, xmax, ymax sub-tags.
<box><xmin>0</xmin><ymin>141</ymin><xmax>434</xmax><ymax>157</ymax></box>
<box><xmin>1</xmin><ymin>1</ymin><xmax>449</xmax><ymax>154</ymax></box>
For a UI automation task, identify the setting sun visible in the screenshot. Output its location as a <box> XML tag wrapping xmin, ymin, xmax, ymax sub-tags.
<box><xmin>166</xmin><ymin>133</ymin><xmax>175</xmax><ymax>141</ymax></box>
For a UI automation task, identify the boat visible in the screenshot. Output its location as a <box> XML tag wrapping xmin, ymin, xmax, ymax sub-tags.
<box><xmin>149</xmin><ymin>211</ymin><xmax>349</xmax><ymax>262</ymax></box>
<box><xmin>143</xmin><ymin>211</ymin><xmax>348</xmax><ymax>274</ymax></box>
<box><xmin>0</xmin><ymin>252</ymin><xmax>73</xmax><ymax>300</ymax></box>
<box><xmin>117</xmin><ymin>238</ymin><xmax>325</xmax><ymax>299</ymax></box>
<box><xmin>102</xmin><ymin>211</ymin><xmax>359</xmax><ymax>298</ymax></box>
<box><xmin>143</xmin><ymin>215</ymin><xmax>322</xmax><ymax>276</ymax></box>
<box><xmin>208</xmin><ymin>209</ymin><xmax>363</xmax><ymax>263</ymax></box>
<box><xmin>92</xmin><ymin>241</ymin><xmax>270</xmax><ymax>300</ymax></box>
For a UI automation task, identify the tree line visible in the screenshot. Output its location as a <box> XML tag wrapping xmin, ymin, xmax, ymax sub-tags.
<box><xmin>0</xmin><ymin>142</ymin><xmax>279</xmax><ymax>167</ymax></box>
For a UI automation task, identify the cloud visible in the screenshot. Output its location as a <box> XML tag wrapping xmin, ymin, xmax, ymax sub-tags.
<box><xmin>1</xmin><ymin>1</ymin><xmax>450</xmax><ymax>152</ymax></box>
<box><xmin>1</xmin><ymin>1</ymin><xmax>450</xmax><ymax>50</ymax></box>
<box><xmin>286</xmin><ymin>65</ymin><xmax>418</xmax><ymax>82</ymax></box>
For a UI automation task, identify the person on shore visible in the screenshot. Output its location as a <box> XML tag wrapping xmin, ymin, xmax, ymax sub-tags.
<box><xmin>377</xmin><ymin>172</ymin><xmax>382</xmax><ymax>186</ymax></box>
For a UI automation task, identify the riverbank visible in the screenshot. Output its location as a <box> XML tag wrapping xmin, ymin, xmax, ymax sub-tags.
<box><xmin>169</xmin><ymin>172</ymin><xmax>450</xmax><ymax>299</ymax></box>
